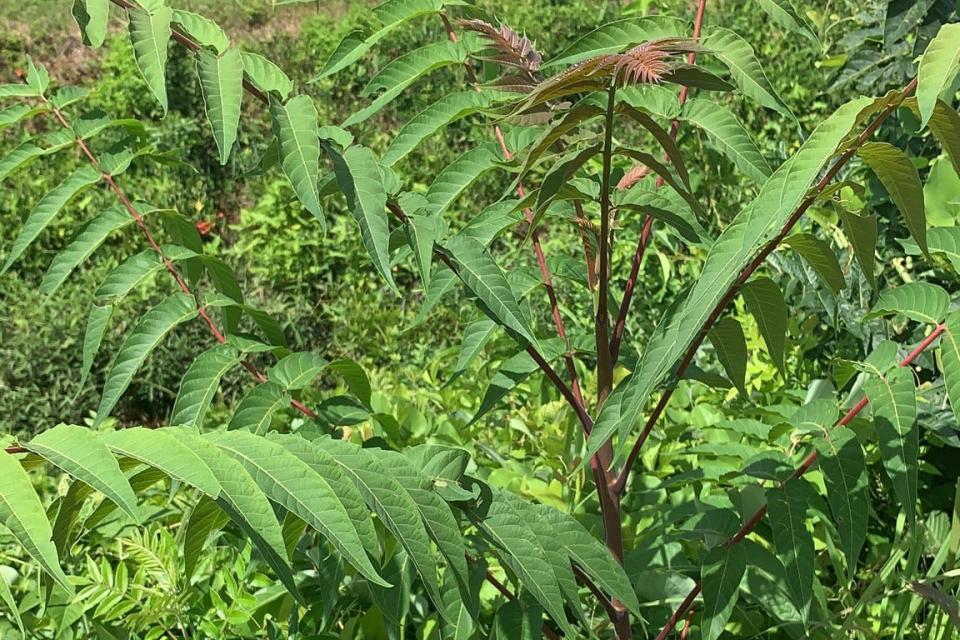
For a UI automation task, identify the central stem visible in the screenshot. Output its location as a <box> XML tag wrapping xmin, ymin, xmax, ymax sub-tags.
<box><xmin>596</xmin><ymin>83</ymin><xmax>617</xmax><ymax>410</ymax></box>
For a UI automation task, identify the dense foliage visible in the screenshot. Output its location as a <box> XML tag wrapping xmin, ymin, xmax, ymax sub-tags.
<box><xmin>2</xmin><ymin>0</ymin><xmax>960</xmax><ymax>638</ymax></box>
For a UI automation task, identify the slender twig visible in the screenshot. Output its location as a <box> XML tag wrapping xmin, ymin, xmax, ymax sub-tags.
<box><xmin>610</xmin><ymin>76</ymin><xmax>919</xmax><ymax>497</ymax></box>
<box><xmin>655</xmin><ymin>320</ymin><xmax>944</xmax><ymax>640</ymax></box>
<box><xmin>609</xmin><ymin>0</ymin><xmax>708</xmax><ymax>365</ymax></box>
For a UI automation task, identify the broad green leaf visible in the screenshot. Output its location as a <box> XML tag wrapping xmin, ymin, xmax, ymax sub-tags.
<box><xmin>586</xmin><ymin>96</ymin><xmax>874</xmax><ymax>463</ymax></box>
<box><xmin>72</xmin><ymin>0</ymin><xmax>110</xmax><ymax>48</ymax></box>
<box><xmin>858</xmin><ymin>142</ymin><xmax>927</xmax><ymax>255</ymax></box>
<box><xmin>404</xmin><ymin>213</ymin><xmax>437</xmax><ymax>289</ymax></box>
<box><xmin>546</xmin><ymin>15</ymin><xmax>687</xmax><ymax>68</ymax></box>
<box><xmin>701</xmin><ymin>544</ymin><xmax>748</xmax><ymax>640</ymax></box>
<box><xmin>702</xmin><ymin>28</ymin><xmax>795</xmax><ymax>120</ymax></box>
<box><xmin>94</xmin><ymin>293</ymin><xmax>198</xmax><ymax>426</ymax></box>
<box><xmin>616</xmin><ymin>146</ymin><xmax>704</xmax><ymax>219</ymax></box>
<box><xmin>790</xmin><ymin>399</ymin><xmax>837</xmax><ymax>434</ymax></box>
<box><xmin>2</xmin><ymin>166</ymin><xmax>101</xmax><ymax>273</ymax></box>
<box><xmin>916</xmin><ymin>23</ymin><xmax>960</xmax><ymax>127</ymax></box>
<box><xmin>265</xmin><ymin>434</ymin><xmax>380</xmax><ymax>560</ymax></box>
<box><xmin>383</xmin><ymin>90</ymin><xmax>504</xmax><ymax>166</ymax></box>
<box><xmin>0</xmin><ymin>142</ymin><xmax>49</xmax><ymax>183</ymax></box>
<box><xmin>443</xmin><ymin>235</ymin><xmax>539</xmax><ymax>349</ymax></box>
<box><xmin>815</xmin><ymin>426</ymin><xmax>868</xmax><ymax>577</ymax></box>
<box><xmin>464</xmin><ymin>486</ymin><xmax>572</xmax><ymax>635</ymax></box>
<box><xmin>241</xmin><ymin>51</ymin><xmax>292</xmax><ymax>100</ymax></box>
<box><xmin>227</xmin><ymin>381</ymin><xmax>289</xmax><ymax>434</ymax></box>
<box><xmin>518</xmin><ymin>103</ymin><xmax>604</xmax><ymax>180</ymax></box>
<box><xmin>94</xmin><ymin>245</ymin><xmax>195</xmax><ymax>302</ymax></box>
<box><xmin>452</xmin><ymin>318</ymin><xmax>498</xmax><ymax>380</ymax></box>
<box><xmin>766</xmin><ymin>480</ymin><xmax>815</xmax><ymax>622</ymax></box>
<box><xmin>864</xmin><ymin>367</ymin><xmax>919</xmax><ymax>528</ymax></box>
<box><xmin>741</xmin><ymin>540</ymin><xmax>806</xmax><ymax>634</ymax></box>
<box><xmin>127</xmin><ymin>3</ymin><xmax>173</xmax><ymax>113</ymax></box>
<box><xmin>493</xmin><ymin>592</ymin><xmax>543</xmax><ymax>640</ymax></box>
<box><xmin>370</xmin><ymin>449</ymin><xmax>473</xmax><ymax>619</ymax></box>
<box><xmin>343</xmin><ymin>38</ymin><xmax>479</xmax><ymax>128</ymax></box>
<box><xmin>309</xmin><ymin>437</ymin><xmax>442</xmax><ymax>612</ymax></box>
<box><xmin>469</xmin><ymin>345</ymin><xmax>549</xmax><ymax>424</ymax></box>
<box><xmin>440</xmin><ymin>571</ymin><xmax>479</xmax><ymax>640</ymax></box>
<box><xmin>182</xmin><ymin>495</ymin><xmax>230</xmax><ymax>579</ymax></box>
<box><xmin>534</xmin><ymin>144</ymin><xmax>602</xmax><ymax>215</ymax></box>
<box><xmin>424</xmin><ymin>144</ymin><xmax>501</xmax><ymax>216</ymax></box>
<box><xmin>101</xmin><ymin>427</ymin><xmax>221</xmax><ymax>496</ymax></box>
<box><xmin>327</xmin><ymin>144</ymin><xmax>396</xmax><ymax>291</ymax></box>
<box><xmin>756</xmin><ymin>0</ymin><xmax>819</xmax><ymax>45</ymax></box>
<box><xmin>369</xmin><ymin>548</ymin><xmax>413</xmax><ymax>634</ymax></box>
<box><xmin>269</xmin><ymin>351</ymin><xmax>327</xmax><ymax>390</ymax></box>
<box><xmin>0</xmin><ymin>451</ymin><xmax>72</xmax><ymax>594</ymax></box>
<box><xmin>682</xmin><ymin>98</ymin><xmax>772</xmax><ymax>182</ymax></box>
<box><xmin>172</xmin><ymin>9</ymin><xmax>229</xmax><ymax>52</ymax></box>
<box><xmin>79</xmin><ymin>303</ymin><xmax>112</xmax><ymax>390</ymax></box>
<box><xmin>170</xmin><ymin>345</ymin><xmax>240</xmax><ymax>427</ymax></box>
<box><xmin>782</xmin><ymin>233</ymin><xmax>845</xmax><ymax>292</ymax></box>
<box><xmin>0</xmin><ymin>563</ymin><xmax>23</xmax><ymax>635</ymax></box>
<box><xmin>405</xmin><ymin>444</ymin><xmax>470</xmax><ymax>483</ymax></box>
<box><xmin>207</xmin><ymin>430</ymin><xmax>389</xmax><ymax>587</ymax></box>
<box><xmin>197</xmin><ymin>48</ymin><xmax>243</xmax><ymax>165</ymax></box>
<box><xmin>538</xmin><ymin>507</ymin><xmax>641</xmax><ymax>617</ymax></box>
<box><xmin>941</xmin><ymin>311</ymin><xmax>960</xmax><ymax>428</ymax></box>
<box><xmin>173</xmin><ymin>429</ymin><xmax>297</xmax><ymax>600</ymax></box>
<box><xmin>0</xmin><ymin>104</ymin><xmax>46</xmax><ymax>130</ymax></box>
<box><xmin>328</xmin><ymin>358</ymin><xmax>372</xmax><ymax>407</ymax></box>
<box><xmin>26</xmin><ymin>424</ymin><xmax>140</xmax><ymax>523</ymax></box>
<box><xmin>740</xmin><ymin>277</ymin><xmax>787</xmax><ymax>376</ymax></box>
<box><xmin>708</xmin><ymin>317</ymin><xmax>748</xmax><ymax>394</ymax></box>
<box><xmin>866</xmin><ymin>281</ymin><xmax>949</xmax><ymax>324</ymax></box>
<box><xmin>617</xmin><ymin>103</ymin><xmax>690</xmax><ymax>188</ymax></box>
<box><xmin>924</xmin><ymin>101</ymin><xmax>960</xmax><ymax>176</ymax></box>
<box><xmin>270</xmin><ymin>94</ymin><xmax>323</xmax><ymax>225</ymax></box>
<box><xmin>313</xmin><ymin>0</ymin><xmax>444</xmax><ymax>80</ymax></box>
<box><xmin>838</xmin><ymin>207</ymin><xmax>877</xmax><ymax>288</ymax></box>
<box><xmin>39</xmin><ymin>204</ymin><xmax>137</xmax><ymax>294</ymax></box>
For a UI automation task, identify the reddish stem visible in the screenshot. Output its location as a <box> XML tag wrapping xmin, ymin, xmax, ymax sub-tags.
<box><xmin>655</xmin><ymin>322</ymin><xmax>944</xmax><ymax>639</ymax></box>
<box><xmin>611</xmin><ymin>76</ymin><xmax>919</xmax><ymax>497</ymax></box>
<box><xmin>609</xmin><ymin>0</ymin><xmax>708</xmax><ymax>364</ymax></box>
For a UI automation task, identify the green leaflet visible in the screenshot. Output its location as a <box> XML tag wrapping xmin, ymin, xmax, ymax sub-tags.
<box><xmin>25</xmin><ymin>424</ymin><xmax>141</xmax><ymax>523</ymax></box>
<box><xmin>701</xmin><ymin>544</ymin><xmax>748</xmax><ymax>640</ymax></box>
<box><xmin>182</xmin><ymin>495</ymin><xmax>230</xmax><ymax>580</ymax></box>
<box><xmin>94</xmin><ymin>245</ymin><xmax>195</xmax><ymax>303</ymax></box>
<box><xmin>78</xmin><ymin>303</ymin><xmax>112</xmax><ymax>390</ymax></box>
<box><xmin>207</xmin><ymin>430</ymin><xmax>389</xmax><ymax>587</ymax></box>
<box><xmin>546</xmin><ymin>15</ymin><xmax>687</xmax><ymax>68</ymax></box>
<box><xmin>0</xmin><ymin>451</ymin><xmax>73</xmax><ymax>594</ymax></box>
<box><xmin>2</xmin><ymin>165</ymin><xmax>101</xmax><ymax>273</ymax></box>
<box><xmin>756</xmin><ymin>0</ymin><xmax>819</xmax><ymax>45</ymax></box>
<box><xmin>72</xmin><ymin>0</ymin><xmax>110</xmax><ymax>48</ymax></box>
<box><xmin>440</xmin><ymin>569</ymin><xmax>481</xmax><ymax>640</ymax></box>
<box><xmin>270</xmin><ymin>95</ymin><xmax>323</xmax><ymax>225</ymax></box>
<box><xmin>617</xmin><ymin>104</ymin><xmax>691</xmax><ymax>187</ymax></box>
<box><xmin>172</xmin><ymin>9</ymin><xmax>229</xmax><ymax>53</ymax></box>
<box><xmin>240</xmin><ymin>51</ymin><xmax>292</xmax><ymax>100</ymax></box>
<box><xmin>0</xmin><ymin>104</ymin><xmax>46</xmax><ymax>130</ymax></box>
<box><xmin>0</xmin><ymin>142</ymin><xmax>49</xmax><ymax>182</ymax></box>
<box><xmin>518</xmin><ymin>103</ymin><xmax>604</xmax><ymax>180</ymax></box>
<box><xmin>127</xmin><ymin>2</ymin><xmax>173</xmax><ymax>113</ymax></box>
<box><xmin>327</xmin><ymin>144</ymin><xmax>396</xmax><ymax>291</ymax></box>
<box><xmin>468</xmin><ymin>340</ymin><xmax>564</xmax><ymax>423</ymax></box>
<box><xmin>170</xmin><ymin>345</ymin><xmax>241</xmax><ymax>427</ymax></box>
<box><xmin>815</xmin><ymin>426</ymin><xmax>868</xmax><ymax>578</ymax></box>
<box><xmin>702</xmin><ymin>27</ymin><xmax>795</xmax><ymax>121</ymax></box>
<box><xmin>443</xmin><ymin>235</ymin><xmax>540</xmax><ymax>350</ymax></box>
<box><xmin>94</xmin><ymin>292</ymin><xmax>198</xmax><ymax>426</ymax></box>
<box><xmin>0</xmin><ymin>561</ymin><xmax>24</xmax><ymax>634</ymax></box>
<box><xmin>709</xmin><ymin>317</ymin><xmax>748</xmax><ymax>394</ymax></box>
<box><xmin>838</xmin><ymin>207</ymin><xmax>878</xmax><ymax>289</ymax></box>
<box><xmin>740</xmin><ymin>539</ymin><xmax>806</xmax><ymax>634</ymax></box>
<box><xmin>309</xmin><ymin>437</ymin><xmax>442</xmax><ymax>613</ymax></box>
<box><xmin>682</xmin><ymin>97</ymin><xmax>772</xmax><ymax>182</ymax></box>
<box><xmin>451</xmin><ymin>318</ymin><xmax>498</xmax><ymax>380</ymax></box>
<box><xmin>537</xmin><ymin>507</ymin><xmax>641</xmax><ymax>617</ymax></box>
<box><xmin>383</xmin><ymin>91</ymin><xmax>504</xmax><ymax>166</ymax></box>
<box><xmin>269</xmin><ymin>351</ymin><xmax>327</xmax><ymax>390</ymax></box>
<box><xmin>101</xmin><ymin>427</ymin><xmax>221</xmax><ymax>496</ymax></box>
<box><xmin>328</xmin><ymin>359</ymin><xmax>373</xmax><ymax>407</ymax></box>
<box><xmin>265</xmin><ymin>434</ymin><xmax>380</xmax><ymax>560</ymax></box>
<box><xmin>343</xmin><ymin>38</ymin><xmax>479</xmax><ymax>128</ymax></box>
<box><xmin>864</xmin><ymin>367</ymin><xmax>919</xmax><ymax>528</ymax></box>
<box><xmin>424</xmin><ymin>144</ymin><xmax>502</xmax><ymax>216</ymax></box>
<box><xmin>616</xmin><ymin>146</ymin><xmax>704</xmax><ymax>220</ymax></box>
<box><xmin>925</xmin><ymin>101</ymin><xmax>960</xmax><ymax>176</ymax></box>
<box><xmin>197</xmin><ymin>48</ymin><xmax>244</xmax><ymax>165</ymax></box>
<box><xmin>313</xmin><ymin>0</ymin><xmax>444</xmax><ymax>80</ymax></box>
<box><xmin>858</xmin><ymin>142</ymin><xmax>927</xmax><ymax>255</ymax></box>
<box><xmin>942</xmin><ymin>311</ymin><xmax>960</xmax><ymax>428</ymax></box>
<box><xmin>866</xmin><ymin>281</ymin><xmax>949</xmax><ymax>325</ymax></box>
<box><xmin>404</xmin><ymin>213</ymin><xmax>437</xmax><ymax>289</ymax></box>
<box><xmin>586</xmin><ymin>96</ymin><xmax>875</xmax><ymax>462</ymax></box>
<box><xmin>405</xmin><ymin>444</ymin><xmax>469</xmax><ymax>483</ymax></box>
<box><xmin>766</xmin><ymin>480</ymin><xmax>815</xmax><ymax>623</ymax></box>
<box><xmin>39</xmin><ymin>204</ymin><xmax>137</xmax><ymax>295</ymax></box>
<box><xmin>781</xmin><ymin>233</ymin><xmax>846</xmax><ymax>292</ymax></box>
<box><xmin>740</xmin><ymin>277</ymin><xmax>787</xmax><ymax>376</ymax></box>
<box><xmin>369</xmin><ymin>449</ymin><xmax>474</xmax><ymax>620</ymax></box>
<box><xmin>172</xmin><ymin>429</ymin><xmax>297</xmax><ymax>600</ymax></box>
<box><xmin>916</xmin><ymin>23</ymin><xmax>960</xmax><ymax>127</ymax></box>
<box><xmin>492</xmin><ymin>592</ymin><xmax>543</xmax><ymax>640</ymax></box>
<box><xmin>227</xmin><ymin>381</ymin><xmax>289</xmax><ymax>434</ymax></box>
<box><xmin>464</xmin><ymin>486</ymin><xmax>573</xmax><ymax>636</ymax></box>
<box><xmin>369</xmin><ymin>548</ymin><xmax>413</xmax><ymax>634</ymax></box>
<box><xmin>791</xmin><ymin>399</ymin><xmax>837</xmax><ymax>434</ymax></box>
